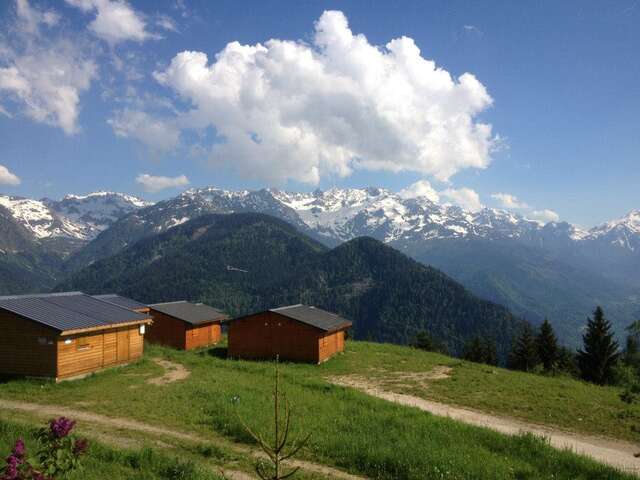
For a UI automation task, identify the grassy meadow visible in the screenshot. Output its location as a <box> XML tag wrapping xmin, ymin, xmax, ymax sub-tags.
<box><xmin>0</xmin><ymin>340</ymin><xmax>637</xmax><ymax>479</ymax></box>
<box><xmin>0</xmin><ymin>419</ymin><xmax>225</xmax><ymax>480</ymax></box>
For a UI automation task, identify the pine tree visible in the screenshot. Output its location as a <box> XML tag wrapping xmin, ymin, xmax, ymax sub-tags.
<box><xmin>413</xmin><ymin>331</ymin><xmax>435</xmax><ymax>351</ymax></box>
<box><xmin>509</xmin><ymin>323</ymin><xmax>539</xmax><ymax>372</ymax></box>
<box><xmin>577</xmin><ymin>307</ymin><xmax>620</xmax><ymax>385</ymax></box>
<box><xmin>623</xmin><ymin>320</ymin><xmax>640</xmax><ymax>372</ymax></box>
<box><xmin>462</xmin><ymin>337</ymin><xmax>485</xmax><ymax>364</ymax></box>
<box><xmin>482</xmin><ymin>338</ymin><xmax>498</xmax><ymax>366</ymax></box>
<box><xmin>536</xmin><ymin>319</ymin><xmax>559</xmax><ymax>372</ymax></box>
<box><xmin>556</xmin><ymin>346</ymin><xmax>578</xmax><ymax>377</ymax></box>
<box><xmin>462</xmin><ymin>336</ymin><xmax>497</xmax><ymax>365</ymax></box>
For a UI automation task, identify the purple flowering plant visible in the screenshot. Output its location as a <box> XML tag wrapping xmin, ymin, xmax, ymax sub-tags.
<box><xmin>1</xmin><ymin>417</ymin><xmax>88</xmax><ymax>480</ymax></box>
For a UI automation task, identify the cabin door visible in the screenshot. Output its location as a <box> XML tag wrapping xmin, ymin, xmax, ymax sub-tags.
<box><xmin>116</xmin><ymin>329</ymin><xmax>130</xmax><ymax>362</ymax></box>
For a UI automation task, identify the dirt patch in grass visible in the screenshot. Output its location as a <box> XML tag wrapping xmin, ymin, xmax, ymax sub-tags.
<box><xmin>147</xmin><ymin>358</ymin><xmax>191</xmax><ymax>386</ymax></box>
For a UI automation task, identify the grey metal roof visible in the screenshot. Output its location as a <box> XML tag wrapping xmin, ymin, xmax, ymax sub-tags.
<box><xmin>0</xmin><ymin>292</ymin><xmax>150</xmax><ymax>333</ymax></box>
<box><xmin>148</xmin><ymin>301</ymin><xmax>228</xmax><ymax>325</ymax></box>
<box><xmin>93</xmin><ymin>294</ymin><xmax>148</xmax><ymax>311</ymax></box>
<box><xmin>270</xmin><ymin>304</ymin><xmax>352</xmax><ymax>332</ymax></box>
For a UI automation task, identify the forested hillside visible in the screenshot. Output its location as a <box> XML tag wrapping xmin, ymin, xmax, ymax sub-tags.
<box><xmin>58</xmin><ymin>213</ymin><xmax>525</xmax><ymax>358</ymax></box>
<box><xmin>0</xmin><ymin>206</ymin><xmax>62</xmax><ymax>294</ymax></box>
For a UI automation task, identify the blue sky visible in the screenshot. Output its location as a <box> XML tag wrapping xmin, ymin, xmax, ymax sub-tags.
<box><xmin>0</xmin><ymin>0</ymin><xmax>638</xmax><ymax>227</ymax></box>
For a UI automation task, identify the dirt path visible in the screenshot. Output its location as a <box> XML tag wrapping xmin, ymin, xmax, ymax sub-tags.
<box><xmin>147</xmin><ymin>358</ymin><xmax>191</xmax><ymax>386</ymax></box>
<box><xmin>0</xmin><ymin>399</ymin><xmax>365</xmax><ymax>480</ymax></box>
<box><xmin>329</xmin><ymin>374</ymin><xmax>640</xmax><ymax>474</ymax></box>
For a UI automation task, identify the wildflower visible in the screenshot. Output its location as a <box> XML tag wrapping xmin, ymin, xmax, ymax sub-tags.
<box><xmin>11</xmin><ymin>440</ymin><xmax>25</xmax><ymax>459</ymax></box>
<box><xmin>2</xmin><ymin>455</ymin><xmax>19</xmax><ymax>480</ymax></box>
<box><xmin>49</xmin><ymin>417</ymin><xmax>76</xmax><ymax>439</ymax></box>
<box><xmin>72</xmin><ymin>438</ymin><xmax>88</xmax><ymax>456</ymax></box>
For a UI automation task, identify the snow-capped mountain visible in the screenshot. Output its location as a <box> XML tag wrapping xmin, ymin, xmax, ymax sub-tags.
<box><xmin>0</xmin><ymin>192</ymin><xmax>151</xmax><ymax>251</ymax></box>
<box><xmin>3</xmin><ymin>184</ymin><xmax>637</xmax><ymax>345</ymax></box>
<box><xmin>271</xmin><ymin>187</ymin><xmax>572</xmax><ymax>244</ymax></box>
<box><xmin>3</xmin><ymin>186</ymin><xmax>637</xmax><ymax>260</ymax></box>
<box><xmin>65</xmin><ymin>185</ymin><xmax>638</xmax><ymax>254</ymax></box>
<box><xmin>584</xmin><ymin>210</ymin><xmax>640</xmax><ymax>252</ymax></box>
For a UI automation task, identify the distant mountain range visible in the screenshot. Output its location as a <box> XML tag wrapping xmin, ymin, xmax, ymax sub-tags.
<box><xmin>57</xmin><ymin>212</ymin><xmax>525</xmax><ymax>359</ymax></box>
<box><xmin>1</xmin><ymin>186</ymin><xmax>638</xmax><ymax>345</ymax></box>
<box><xmin>0</xmin><ymin>191</ymin><xmax>149</xmax><ymax>256</ymax></box>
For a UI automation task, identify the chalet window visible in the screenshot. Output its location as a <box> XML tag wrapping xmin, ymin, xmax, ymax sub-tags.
<box><xmin>76</xmin><ymin>338</ymin><xmax>91</xmax><ymax>351</ymax></box>
<box><xmin>37</xmin><ymin>337</ymin><xmax>52</xmax><ymax>346</ymax></box>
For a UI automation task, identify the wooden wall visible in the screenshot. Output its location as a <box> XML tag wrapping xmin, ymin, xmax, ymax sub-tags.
<box><xmin>145</xmin><ymin>311</ymin><xmax>187</xmax><ymax>349</ymax></box>
<box><xmin>147</xmin><ymin>309</ymin><xmax>222</xmax><ymax>350</ymax></box>
<box><xmin>318</xmin><ymin>330</ymin><xmax>346</xmax><ymax>363</ymax></box>
<box><xmin>0</xmin><ymin>309</ymin><xmax>146</xmax><ymax>380</ymax></box>
<box><xmin>185</xmin><ymin>322</ymin><xmax>222</xmax><ymax>350</ymax></box>
<box><xmin>56</xmin><ymin>324</ymin><xmax>145</xmax><ymax>379</ymax></box>
<box><xmin>228</xmin><ymin>312</ymin><xmax>347</xmax><ymax>363</ymax></box>
<box><xmin>0</xmin><ymin>310</ymin><xmax>57</xmax><ymax>377</ymax></box>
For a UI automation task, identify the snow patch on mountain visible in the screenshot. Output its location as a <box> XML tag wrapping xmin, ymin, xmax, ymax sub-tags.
<box><xmin>0</xmin><ymin>192</ymin><xmax>150</xmax><ymax>242</ymax></box>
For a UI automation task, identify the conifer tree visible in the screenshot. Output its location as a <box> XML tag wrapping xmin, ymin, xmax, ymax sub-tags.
<box><xmin>536</xmin><ymin>319</ymin><xmax>559</xmax><ymax>372</ymax></box>
<box><xmin>577</xmin><ymin>307</ymin><xmax>620</xmax><ymax>385</ymax></box>
<box><xmin>509</xmin><ymin>323</ymin><xmax>539</xmax><ymax>372</ymax></box>
<box><xmin>556</xmin><ymin>346</ymin><xmax>578</xmax><ymax>377</ymax></box>
<box><xmin>623</xmin><ymin>320</ymin><xmax>640</xmax><ymax>372</ymax></box>
<box><xmin>462</xmin><ymin>337</ymin><xmax>485</xmax><ymax>364</ymax></box>
<box><xmin>413</xmin><ymin>331</ymin><xmax>435</xmax><ymax>352</ymax></box>
<box><xmin>482</xmin><ymin>338</ymin><xmax>498</xmax><ymax>366</ymax></box>
<box><xmin>462</xmin><ymin>336</ymin><xmax>497</xmax><ymax>365</ymax></box>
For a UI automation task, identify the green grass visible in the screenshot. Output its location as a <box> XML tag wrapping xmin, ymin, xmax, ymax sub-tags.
<box><xmin>0</xmin><ymin>341</ymin><xmax>636</xmax><ymax>480</ymax></box>
<box><xmin>0</xmin><ymin>419</ymin><xmax>224</xmax><ymax>480</ymax></box>
<box><xmin>319</xmin><ymin>342</ymin><xmax>640</xmax><ymax>442</ymax></box>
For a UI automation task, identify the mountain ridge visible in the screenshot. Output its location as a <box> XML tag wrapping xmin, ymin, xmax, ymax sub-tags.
<box><xmin>1</xmin><ymin>186</ymin><xmax>638</xmax><ymax>344</ymax></box>
<box><xmin>57</xmin><ymin>212</ymin><xmax>525</xmax><ymax>359</ymax></box>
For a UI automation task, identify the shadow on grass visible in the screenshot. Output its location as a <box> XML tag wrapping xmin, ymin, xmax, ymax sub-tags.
<box><xmin>204</xmin><ymin>347</ymin><xmax>229</xmax><ymax>359</ymax></box>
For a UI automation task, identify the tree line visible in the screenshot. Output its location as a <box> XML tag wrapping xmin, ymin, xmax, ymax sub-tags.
<box><xmin>413</xmin><ymin>306</ymin><xmax>635</xmax><ymax>387</ymax></box>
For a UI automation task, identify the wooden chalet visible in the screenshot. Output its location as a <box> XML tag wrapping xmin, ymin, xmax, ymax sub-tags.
<box><xmin>0</xmin><ymin>292</ymin><xmax>152</xmax><ymax>381</ymax></box>
<box><xmin>147</xmin><ymin>301</ymin><xmax>228</xmax><ymax>350</ymax></box>
<box><xmin>226</xmin><ymin>304</ymin><xmax>352</xmax><ymax>363</ymax></box>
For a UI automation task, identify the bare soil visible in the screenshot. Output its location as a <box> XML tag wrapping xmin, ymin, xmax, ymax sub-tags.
<box><xmin>147</xmin><ymin>358</ymin><xmax>191</xmax><ymax>386</ymax></box>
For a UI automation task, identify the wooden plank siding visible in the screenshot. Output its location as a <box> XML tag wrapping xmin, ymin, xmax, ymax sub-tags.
<box><xmin>227</xmin><ymin>311</ymin><xmax>347</xmax><ymax>363</ymax></box>
<box><xmin>185</xmin><ymin>323</ymin><xmax>222</xmax><ymax>350</ymax></box>
<box><xmin>147</xmin><ymin>310</ymin><xmax>222</xmax><ymax>350</ymax></box>
<box><xmin>318</xmin><ymin>330</ymin><xmax>346</xmax><ymax>363</ymax></box>
<box><xmin>0</xmin><ymin>310</ymin><xmax>57</xmax><ymax>377</ymax></box>
<box><xmin>0</xmin><ymin>309</ymin><xmax>146</xmax><ymax>380</ymax></box>
<box><xmin>145</xmin><ymin>311</ymin><xmax>187</xmax><ymax>349</ymax></box>
<box><xmin>56</xmin><ymin>324</ymin><xmax>145</xmax><ymax>380</ymax></box>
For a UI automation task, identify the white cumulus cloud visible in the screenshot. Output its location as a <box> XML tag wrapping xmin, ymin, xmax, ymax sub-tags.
<box><xmin>529</xmin><ymin>209</ymin><xmax>560</xmax><ymax>224</ymax></box>
<box><xmin>0</xmin><ymin>165</ymin><xmax>21</xmax><ymax>185</ymax></box>
<box><xmin>136</xmin><ymin>173</ymin><xmax>189</xmax><ymax>193</ymax></box>
<box><xmin>65</xmin><ymin>0</ymin><xmax>155</xmax><ymax>44</ymax></box>
<box><xmin>491</xmin><ymin>191</ymin><xmax>560</xmax><ymax>223</ymax></box>
<box><xmin>109</xmin><ymin>109</ymin><xmax>180</xmax><ymax>152</ymax></box>
<box><xmin>491</xmin><ymin>192</ymin><xmax>529</xmax><ymax>209</ymax></box>
<box><xmin>399</xmin><ymin>180</ymin><xmax>440</xmax><ymax>203</ymax></box>
<box><xmin>440</xmin><ymin>187</ymin><xmax>483</xmax><ymax>212</ymax></box>
<box><xmin>153</xmin><ymin>10</ymin><xmax>496</xmax><ymax>185</ymax></box>
<box><xmin>0</xmin><ymin>0</ymin><xmax>98</xmax><ymax>135</ymax></box>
